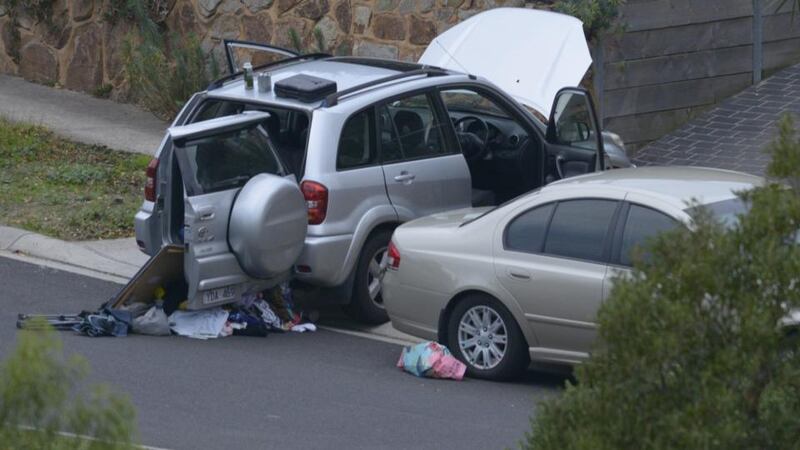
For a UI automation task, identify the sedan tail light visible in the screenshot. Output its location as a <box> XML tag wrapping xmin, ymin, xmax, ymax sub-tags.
<box><xmin>301</xmin><ymin>180</ymin><xmax>328</xmax><ymax>225</ymax></box>
<box><xmin>387</xmin><ymin>241</ymin><xmax>401</xmax><ymax>270</ymax></box>
<box><xmin>144</xmin><ymin>158</ymin><xmax>159</xmax><ymax>202</ymax></box>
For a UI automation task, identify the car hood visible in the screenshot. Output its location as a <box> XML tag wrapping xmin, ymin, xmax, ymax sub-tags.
<box><xmin>418</xmin><ymin>8</ymin><xmax>591</xmax><ymax>118</ymax></box>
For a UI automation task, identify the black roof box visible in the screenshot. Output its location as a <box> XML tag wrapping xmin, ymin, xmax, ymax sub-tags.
<box><xmin>274</xmin><ymin>74</ymin><xmax>337</xmax><ymax>103</ymax></box>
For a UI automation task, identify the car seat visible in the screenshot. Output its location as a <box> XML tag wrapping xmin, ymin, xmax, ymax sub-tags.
<box><xmin>393</xmin><ymin>110</ymin><xmax>425</xmax><ymax>157</ymax></box>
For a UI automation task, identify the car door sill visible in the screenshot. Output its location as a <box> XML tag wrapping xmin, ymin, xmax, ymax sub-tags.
<box><xmin>524</xmin><ymin>313</ymin><xmax>596</xmax><ymax>330</ymax></box>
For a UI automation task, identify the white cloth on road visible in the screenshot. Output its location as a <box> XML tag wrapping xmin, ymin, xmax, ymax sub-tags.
<box><xmin>291</xmin><ymin>323</ymin><xmax>317</xmax><ymax>333</ymax></box>
<box><xmin>169</xmin><ymin>309</ymin><xmax>229</xmax><ymax>339</ymax></box>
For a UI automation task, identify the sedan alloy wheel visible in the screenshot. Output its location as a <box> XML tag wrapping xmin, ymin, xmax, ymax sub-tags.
<box><xmin>457</xmin><ymin>305</ymin><xmax>508</xmax><ymax>370</ymax></box>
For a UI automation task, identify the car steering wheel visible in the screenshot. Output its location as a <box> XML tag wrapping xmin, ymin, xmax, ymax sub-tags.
<box><xmin>454</xmin><ymin>116</ymin><xmax>490</xmax><ymax>161</ymax></box>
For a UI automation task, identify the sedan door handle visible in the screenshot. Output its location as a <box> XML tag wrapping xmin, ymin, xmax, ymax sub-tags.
<box><xmin>508</xmin><ymin>270</ymin><xmax>531</xmax><ymax>281</ymax></box>
<box><xmin>393</xmin><ymin>172</ymin><xmax>416</xmax><ymax>183</ymax></box>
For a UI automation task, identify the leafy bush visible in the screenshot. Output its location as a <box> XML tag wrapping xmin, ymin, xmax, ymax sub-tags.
<box><xmin>103</xmin><ymin>0</ymin><xmax>169</xmax><ymax>29</ymax></box>
<box><xmin>287</xmin><ymin>27</ymin><xmax>330</xmax><ymax>54</ymax></box>
<box><xmin>0</xmin><ymin>321</ymin><xmax>137</xmax><ymax>449</ymax></box>
<box><xmin>116</xmin><ymin>0</ymin><xmax>218</xmax><ymax>120</ymax></box>
<box><xmin>1</xmin><ymin>0</ymin><xmax>53</xmax><ymax>25</ymax></box>
<box><xmin>554</xmin><ymin>0</ymin><xmax>625</xmax><ymax>41</ymax></box>
<box><xmin>522</xmin><ymin>114</ymin><xmax>800</xmax><ymax>450</ymax></box>
<box><xmin>123</xmin><ymin>32</ymin><xmax>219</xmax><ymax>120</ymax></box>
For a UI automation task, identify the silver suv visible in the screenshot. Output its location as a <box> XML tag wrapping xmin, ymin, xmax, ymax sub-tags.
<box><xmin>134</xmin><ymin>9</ymin><xmax>630</xmax><ymax>324</ymax></box>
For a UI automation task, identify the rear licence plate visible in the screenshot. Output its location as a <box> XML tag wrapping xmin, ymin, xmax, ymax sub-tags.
<box><xmin>202</xmin><ymin>285</ymin><xmax>237</xmax><ymax>305</ymax></box>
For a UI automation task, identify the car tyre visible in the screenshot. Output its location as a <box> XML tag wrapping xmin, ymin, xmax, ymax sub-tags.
<box><xmin>447</xmin><ymin>294</ymin><xmax>529</xmax><ymax>380</ymax></box>
<box><xmin>344</xmin><ymin>230</ymin><xmax>392</xmax><ymax>325</ymax></box>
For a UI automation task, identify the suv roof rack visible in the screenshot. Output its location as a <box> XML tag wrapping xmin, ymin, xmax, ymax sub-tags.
<box><xmin>206</xmin><ymin>53</ymin><xmax>332</xmax><ymax>91</ymax></box>
<box><xmin>327</xmin><ymin>57</ymin><xmax>425</xmax><ymax>73</ymax></box>
<box><xmin>323</xmin><ymin>67</ymin><xmax>448</xmax><ymax>107</ymax></box>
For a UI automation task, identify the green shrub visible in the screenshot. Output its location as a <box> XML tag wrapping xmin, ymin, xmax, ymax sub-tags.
<box><xmin>102</xmin><ymin>0</ymin><xmax>169</xmax><ymax>30</ymax></box>
<box><xmin>554</xmin><ymin>0</ymin><xmax>625</xmax><ymax>41</ymax></box>
<box><xmin>287</xmin><ymin>27</ymin><xmax>330</xmax><ymax>54</ymax></box>
<box><xmin>1</xmin><ymin>0</ymin><xmax>54</xmax><ymax>25</ymax></box>
<box><xmin>112</xmin><ymin>0</ymin><xmax>218</xmax><ymax>120</ymax></box>
<box><xmin>123</xmin><ymin>32</ymin><xmax>219</xmax><ymax>120</ymax></box>
<box><xmin>522</xmin><ymin>113</ymin><xmax>800</xmax><ymax>450</ymax></box>
<box><xmin>0</xmin><ymin>321</ymin><xmax>137</xmax><ymax>449</ymax></box>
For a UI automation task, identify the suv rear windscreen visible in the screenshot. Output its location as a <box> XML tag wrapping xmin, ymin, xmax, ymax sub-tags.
<box><xmin>179</xmin><ymin>125</ymin><xmax>284</xmax><ymax>196</ymax></box>
<box><xmin>191</xmin><ymin>99</ymin><xmax>309</xmax><ymax>177</ymax></box>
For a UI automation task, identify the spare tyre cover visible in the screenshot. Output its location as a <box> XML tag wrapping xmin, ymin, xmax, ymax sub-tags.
<box><xmin>229</xmin><ymin>174</ymin><xmax>307</xmax><ymax>279</ymax></box>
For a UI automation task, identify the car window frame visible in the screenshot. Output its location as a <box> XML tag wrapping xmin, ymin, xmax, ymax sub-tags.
<box><xmin>185</xmin><ymin>97</ymin><xmax>312</xmax><ymax>178</ymax></box>
<box><xmin>373</xmin><ymin>88</ymin><xmax>460</xmax><ymax>165</ymax></box>
<box><xmin>609</xmin><ymin>201</ymin><xmax>682</xmax><ymax>268</ymax></box>
<box><xmin>502</xmin><ymin>197</ymin><xmax>624</xmax><ymax>265</ymax></box>
<box><xmin>173</xmin><ymin>123</ymin><xmax>287</xmax><ymax>197</ymax></box>
<box><xmin>434</xmin><ymin>82</ymin><xmax>546</xmax><ymax>186</ymax></box>
<box><xmin>434</xmin><ymin>83</ymin><xmax>543</xmax><ymax>145</ymax></box>
<box><xmin>503</xmin><ymin>201</ymin><xmax>556</xmax><ymax>254</ymax></box>
<box><xmin>335</xmin><ymin>105</ymin><xmax>378</xmax><ymax>172</ymax></box>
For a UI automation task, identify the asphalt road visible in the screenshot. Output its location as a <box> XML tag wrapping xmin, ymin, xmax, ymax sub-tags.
<box><xmin>0</xmin><ymin>256</ymin><xmax>566</xmax><ymax>450</ymax></box>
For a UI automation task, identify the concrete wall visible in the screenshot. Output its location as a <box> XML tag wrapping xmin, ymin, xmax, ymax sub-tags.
<box><xmin>599</xmin><ymin>0</ymin><xmax>800</xmax><ymax>152</ymax></box>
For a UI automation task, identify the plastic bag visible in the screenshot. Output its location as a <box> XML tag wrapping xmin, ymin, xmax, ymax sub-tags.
<box><xmin>132</xmin><ymin>304</ymin><xmax>170</xmax><ymax>336</ymax></box>
<box><xmin>397</xmin><ymin>341</ymin><xmax>467</xmax><ymax>381</ymax></box>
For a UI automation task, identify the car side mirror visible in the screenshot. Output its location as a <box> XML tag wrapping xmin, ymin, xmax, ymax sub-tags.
<box><xmin>556</xmin><ymin>120</ymin><xmax>590</xmax><ymax>143</ymax></box>
<box><xmin>546</xmin><ymin>87</ymin><xmax>605</xmax><ymax>171</ymax></box>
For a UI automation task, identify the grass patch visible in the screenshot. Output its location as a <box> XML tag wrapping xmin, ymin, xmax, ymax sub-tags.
<box><xmin>0</xmin><ymin>118</ymin><xmax>149</xmax><ymax>241</ymax></box>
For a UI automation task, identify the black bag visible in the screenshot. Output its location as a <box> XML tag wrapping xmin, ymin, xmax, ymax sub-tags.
<box><xmin>274</xmin><ymin>74</ymin><xmax>337</xmax><ymax>103</ymax></box>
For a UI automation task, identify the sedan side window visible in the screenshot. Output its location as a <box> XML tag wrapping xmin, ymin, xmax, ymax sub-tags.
<box><xmin>505</xmin><ymin>203</ymin><xmax>555</xmax><ymax>253</ymax></box>
<box><xmin>543</xmin><ymin>199</ymin><xmax>618</xmax><ymax>263</ymax></box>
<box><xmin>619</xmin><ymin>205</ymin><xmax>679</xmax><ymax>266</ymax></box>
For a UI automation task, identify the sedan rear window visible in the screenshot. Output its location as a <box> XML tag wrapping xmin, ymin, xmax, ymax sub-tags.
<box><xmin>505</xmin><ymin>203</ymin><xmax>554</xmax><ymax>253</ymax></box>
<box><xmin>619</xmin><ymin>205</ymin><xmax>679</xmax><ymax>266</ymax></box>
<box><xmin>685</xmin><ymin>197</ymin><xmax>750</xmax><ymax>229</ymax></box>
<box><xmin>543</xmin><ymin>199</ymin><xmax>618</xmax><ymax>263</ymax></box>
<box><xmin>179</xmin><ymin>126</ymin><xmax>284</xmax><ymax>196</ymax></box>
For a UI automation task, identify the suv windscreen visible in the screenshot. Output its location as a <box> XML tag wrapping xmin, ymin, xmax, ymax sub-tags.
<box><xmin>179</xmin><ymin>125</ymin><xmax>284</xmax><ymax>196</ymax></box>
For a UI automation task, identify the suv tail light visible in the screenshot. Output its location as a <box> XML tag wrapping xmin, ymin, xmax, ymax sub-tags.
<box><xmin>144</xmin><ymin>158</ymin><xmax>159</xmax><ymax>202</ymax></box>
<box><xmin>387</xmin><ymin>241</ymin><xmax>401</xmax><ymax>270</ymax></box>
<box><xmin>301</xmin><ymin>180</ymin><xmax>328</xmax><ymax>225</ymax></box>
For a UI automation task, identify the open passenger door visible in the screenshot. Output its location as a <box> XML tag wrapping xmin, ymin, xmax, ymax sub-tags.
<box><xmin>170</xmin><ymin>111</ymin><xmax>307</xmax><ymax>309</ymax></box>
<box><xmin>544</xmin><ymin>88</ymin><xmax>605</xmax><ymax>179</ymax></box>
<box><xmin>223</xmin><ymin>39</ymin><xmax>299</xmax><ymax>74</ymax></box>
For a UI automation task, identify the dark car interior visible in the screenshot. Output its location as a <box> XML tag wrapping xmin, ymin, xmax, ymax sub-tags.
<box><xmin>190</xmin><ymin>99</ymin><xmax>310</xmax><ymax>178</ymax></box>
<box><xmin>439</xmin><ymin>88</ymin><xmax>544</xmax><ymax>205</ymax></box>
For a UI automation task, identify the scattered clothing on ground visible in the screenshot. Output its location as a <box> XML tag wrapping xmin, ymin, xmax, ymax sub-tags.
<box><xmin>74</xmin><ymin>308</ymin><xmax>132</xmax><ymax>337</ymax></box>
<box><xmin>168</xmin><ymin>309</ymin><xmax>229</xmax><ymax>340</ymax></box>
<box><xmin>131</xmin><ymin>302</ymin><xmax>170</xmax><ymax>336</ymax></box>
<box><xmin>291</xmin><ymin>323</ymin><xmax>317</xmax><ymax>333</ymax></box>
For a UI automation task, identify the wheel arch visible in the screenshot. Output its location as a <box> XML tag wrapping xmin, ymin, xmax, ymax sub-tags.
<box><xmin>331</xmin><ymin>204</ymin><xmax>400</xmax><ymax>286</ymax></box>
<box><xmin>437</xmin><ymin>289</ymin><xmax>534</xmax><ymax>350</ymax></box>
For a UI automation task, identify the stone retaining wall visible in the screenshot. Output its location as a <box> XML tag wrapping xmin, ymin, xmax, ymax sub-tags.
<box><xmin>0</xmin><ymin>0</ymin><xmax>531</xmax><ymax>100</ymax></box>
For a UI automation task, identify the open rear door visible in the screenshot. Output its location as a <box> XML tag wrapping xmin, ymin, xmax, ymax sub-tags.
<box><xmin>544</xmin><ymin>88</ymin><xmax>605</xmax><ymax>179</ymax></box>
<box><xmin>223</xmin><ymin>39</ymin><xmax>299</xmax><ymax>74</ymax></box>
<box><xmin>170</xmin><ymin>111</ymin><xmax>307</xmax><ymax>309</ymax></box>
